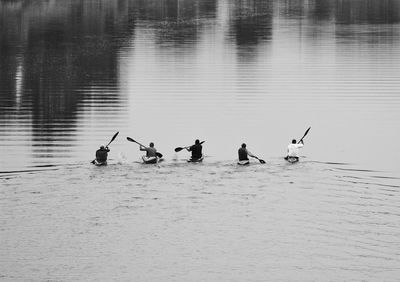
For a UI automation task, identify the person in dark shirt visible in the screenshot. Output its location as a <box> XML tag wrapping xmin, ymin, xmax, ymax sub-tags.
<box><xmin>187</xmin><ymin>139</ymin><xmax>203</xmax><ymax>160</ymax></box>
<box><xmin>238</xmin><ymin>143</ymin><xmax>255</xmax><ymax>161</ymax></box>
<box><xmin>95</xmin><ymin>145</ymin><xmax>110</xmax><ymax>163</ymax></box>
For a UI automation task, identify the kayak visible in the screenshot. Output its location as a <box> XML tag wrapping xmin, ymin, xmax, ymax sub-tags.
<box><xmin>142</xmin><ymin>156</ymin><xmax>159</xmax><ymax>164</ymax></box>
<box><xmin>187</xmin><ymin>155</ymin><xmax>204</xmax><ymax>163</ymax></box>
<box><xmin>93</xmin><ymin>160</ymin><xmax>107</xmax><ymax>166</ymax></box>
<box><xmin>285</xmin><ymin>156</ymin><xmax>299</xmax><ymax>163</ymax></box>
<box><xmin>237</xmin><ymin>160</ymin><xmax>250</xmax><ymax>165</ymax></box>
<box><xmin>142</xmin><ymin>156</ymin><xmax>162</xmax><ymax>164</ymax></box>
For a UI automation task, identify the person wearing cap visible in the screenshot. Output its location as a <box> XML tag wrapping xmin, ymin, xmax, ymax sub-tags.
<box><xmin>187</xmin><ymin>139</ymin><xmax>203</xmax><ymax>160</ymax></box>
<box><xmin>96</xmin><ymin>145</ymin><xmax>110</xmax><ymax>163</ymax></box>
<box><xmin>140</xmin><ymin>142</ymin><xmax>157</xmax><ymax>157</ymax></box>
<box><xmin>238</xmin><ymin>143</ymin><xmax>256</xmax><ymax>162</ymax></box>
<box><xmin>285</xmin><ymin>139</ymin><xmax>304</xmax><ymax>161</ymax></box>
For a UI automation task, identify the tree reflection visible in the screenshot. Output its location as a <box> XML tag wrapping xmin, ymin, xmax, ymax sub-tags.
<box><xmin>279</xmin><ymin>0</ymin><xmax>400</xmax><ymax>24</ymax></box>
<box><xmin>227</xmin><ymin>0</ymin><xmax>274</xmax><ymax>60</ymax></box>
<box><xmin>334</xmin><ymin>0</ymin><xmax>400</xmax><ymax>24</ymax></box>
<box><xmin>0</xmin><ymin>0</ymin><xmax>134</xmax><ymax>156</ymax></box>
<box><xmin>131</xmin><ymin>0</ymin><xmax>217</xmax><ymax>46</ymax></box>
<box><xmin>228</xmin><ymin>0</ymin><xmax>273</xmax><ymax>44</ymax></box>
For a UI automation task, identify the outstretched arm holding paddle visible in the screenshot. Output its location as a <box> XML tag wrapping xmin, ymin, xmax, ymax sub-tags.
<box><xmin>175</xmin><ymin>140</ymin><xmax>205</xmax><ymax>152</ymax></box>
<box><xmin>176</xmin><ymin>139</ymin><xmax>204</xmax><ymax>161</ymax></box>
<box><xmin>284</xmin><ymin>127</ymin><xmax>310</xmax><ymax>161</ymax></box>
<box><xmin>298</xmin><ymin>127</ymin><xmax>311</xmax><ymax>144</ymax></box>
<box><xmin>238</xmin><ymin>143</ymin><xmax>265</xmax><ymax>164</ymax></box>
<box><xmin>248</xmin><ymin>151</ymin><xmax>266</xmax><ymax>164</ymax></box>
<box><xmin>91</xmin><ymin>131</ymin><xmax>119</xmax><ymax>164</ymax></box>
<box><xmin>126</xmin><ymin>137</ymin><xmax>163</xmax><ymax>158</ymax></box>
<box><xmin>251</xmin><ymin>155</ymin><xmax>266</xmax><ymax>164</ymax></box>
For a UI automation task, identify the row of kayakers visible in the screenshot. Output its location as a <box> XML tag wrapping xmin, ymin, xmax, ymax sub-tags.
<box><xmin>92</xmin><ymin>136</ymin><xmax>305</xmax><ymax>166</ymax></box>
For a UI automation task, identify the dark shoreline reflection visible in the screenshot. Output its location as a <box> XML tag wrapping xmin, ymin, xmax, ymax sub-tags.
<box><xmin>276</xmin><ymin>0</ymin><xmax>400</xmax><ymax>43</ymax></box>
<box><xmin>333</xmin><ymin>0</ymin><xmax>400</xmax><ymax>25</ymax></box>
<box><xmin>279</xmin><ymin>0</ymin><xmax>400</xmax><ymax>24</ymax></box>
<box><xmin>130</xmin><ymin>0</ymin><xmax>217</xmax><ymax>47</ymax></box>
<box><xmin>0</xmin><ymin>0</ymin><xmax>134</xmax><ymax>158</ymax></box>
<box><xmin>228</xmin><ymin>0</ymin><xmax>274</xmax><ymax>60</ymax></box>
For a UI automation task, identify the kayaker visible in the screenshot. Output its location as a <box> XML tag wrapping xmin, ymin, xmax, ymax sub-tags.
<box><xmin>140</xmin><ymin>142</ymin><xmax>157</xmax><ymax>157</ymax></box>
<box><xmin>187</xmin><ymin>139</ymin><xmax>203</xmax><ymax>160</ymax></box>
<box><xmin>238</xmin><ymin>143</ymin><xmax>256</xmax><ymax>161</ymax></box>
<box><xmin>285</xmin><ymin>139</ymin><xmax>304</xmax><ymax>161</ymax></box>
<box><xmin>96</xmin><ymin>145</ymin><xmax>110</xmax><ymax>163</ymax></box>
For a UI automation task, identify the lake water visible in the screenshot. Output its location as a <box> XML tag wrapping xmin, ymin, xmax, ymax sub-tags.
<box><xmin>1</xmin><ymin>0</ymin><xmax>400</xmax><ymax>280</ymax></box>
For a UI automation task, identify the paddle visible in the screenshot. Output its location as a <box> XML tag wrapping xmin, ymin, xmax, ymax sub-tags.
<box><xmin>298</xmin><ymin>127</ymin><xmax>311</xmax><ymax>144</ymax></box>
<box><xmin>252</xmin><ymin>156</ymin><xmax>266</xmax><ymax>164</ymax></box>
<box><xmin>175</xmin><ymin>141</ymin><xmax>206</xmax><ymax>152</ymax></box>
<box><xmin>106</xmin><ymin>131</ymin><xmax>119</xmax><ymax>147</ymax></box>
<box><xmin>126</xmin><ymin>137</ymin><xmax>163</xmax><ymax>158</ymax></box>
<box><xmin>91</xmin><ymin>131</ymin><xmax>119</xmax><ymax>164</ymax></box>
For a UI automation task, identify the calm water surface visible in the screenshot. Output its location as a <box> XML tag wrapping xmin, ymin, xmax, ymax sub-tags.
<box><xmin>1</xmin><ymin>0</ymin><xmax>400</xmax><ymax>280</ymax></box>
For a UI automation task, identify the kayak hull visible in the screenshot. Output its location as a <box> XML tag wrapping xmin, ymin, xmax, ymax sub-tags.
<box><xmin>285</xmin><ymin>156</ymin><xmax>299</xmax><ymax>163</ymax></box>
<box><xmin>142</xmin><ymin>156</ymin><xmax>162</xmax><ymax>164</ymax></box>
<box><xmin>237</xmin><ymin>160</ymin><xmax>250</xmax><ymax>165</ymax></box>
<box><xmin>93</xmin><ymin>160</ymin><xmax>107</xmax><ymax>166</ymax></box>
<box><xmin>187</xmin><ymin>156</ymin><xmax>204</xmax><ymax>163</ymax></box>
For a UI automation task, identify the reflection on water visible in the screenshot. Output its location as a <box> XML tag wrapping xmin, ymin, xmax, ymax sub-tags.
<box><xmin>131</xmin><ymin>0</ymin><xmax>217</xmax><ymax>48</ymax></box>
<box><xmin>0</xmin><ymin>0</ymin><xmax>400</xmax><ymax>171</ymax></box>
<box><xmin>0</xmin><ymin>0</ymin><xmax>133</xmax><ymax>166</ymax></box>
<box><xmin>228</xmin><ymin>0</ymin><xmax>273</xmax><ymax>46</ymax></box>
<box><xmin>279</xmin><ymin>0</ymin><xmax>400</xmax><ymax>24</ymax></box>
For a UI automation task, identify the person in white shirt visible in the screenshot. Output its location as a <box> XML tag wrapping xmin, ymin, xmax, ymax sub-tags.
<box><xmin>285</xmin><ymin>139</ymin><xmax>304</xmax><ymax>160</ymax></box>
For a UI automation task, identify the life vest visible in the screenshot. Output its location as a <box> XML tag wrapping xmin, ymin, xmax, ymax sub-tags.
<box><xmin>96</xmin><ymin>148</ymin><xmax>108</xmax><ymax>162</ymax></box>
<box><xmin>190</xmin><ymin>144</ymin><xmax>202</xmax><ymax>159</ymax></box>
<box><xmin>238</xmin><ymin>148</ymin><xmax>249</xmax><ymax>161</ymax></box>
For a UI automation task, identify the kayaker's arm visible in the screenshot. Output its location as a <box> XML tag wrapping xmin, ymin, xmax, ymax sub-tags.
<box><xmin>140</xmin><ymin>146</ymin><xmax>147</xmax><ymax>151</ymax></box>
<box><xmin>247</xmin><ymin>150</ymin><xmax>256</xmax><ymax>158</ymax></box>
